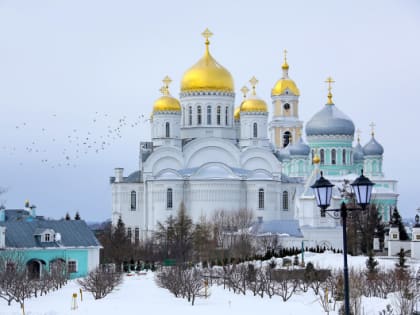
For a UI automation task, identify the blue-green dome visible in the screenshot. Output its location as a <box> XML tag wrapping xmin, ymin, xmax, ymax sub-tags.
<box><xmin>289</xmin><ymin>137</ymin><xmax>310</xmax><ymax>156</ymax></box>
<box><xmin>306</xmin><ymin>104</ymin><xmax>355</xmax><ymax>136</ymax></box>
<box><xmin>363</xmin><ymin>136</ymin><xmax>384</xmax><ymax>156</ymax></box>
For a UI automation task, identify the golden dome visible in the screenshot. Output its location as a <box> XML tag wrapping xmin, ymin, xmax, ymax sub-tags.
<box><xmin>272</xmin><ymin>79</ymin><xmax>300</xmax><ymax>96</ymax></box>
<box><xmin>234</xmin><ymin>106</ymin><xmax>240</xmax><ymax>120</ymax></box>
<box><xmin>313</xmin><ymin>154</ymin><xmax>321</xmax><ymax>164</ymax></box>
<box><xmin>272</xmin><ymin>50</ymin><xmax>300</xmax><ymax>96</ymax></box>
<box><xmin>153</xmin><ymin>76</ymin><xmax>181</xmax><ymax>113</ymax></box>
<box><xmin>240</xmin><ymin>77</ymin><xmax>268</xmax><ymax>112</ymax></box>
<box><xmin>180</xmin><ymin>29</ymin><xmax>234</xmax><ymax>92</ymax></box>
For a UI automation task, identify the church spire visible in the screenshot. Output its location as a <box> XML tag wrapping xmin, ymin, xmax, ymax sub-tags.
<box><xmin>325</xmin><ymin>76</ymin><xmax>335</xmax><ymax>105</ymax></box>
<box><xmin>282</xmin><ymin>49</ymin><xmax>289</xmax><ymax>78</ymax></box>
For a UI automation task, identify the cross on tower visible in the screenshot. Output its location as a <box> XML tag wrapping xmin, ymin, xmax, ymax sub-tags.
<box><xmin>325</xmin><ymin>76</ymin><xmax>335</xmax><ymax>104</ymax></box>
<box><xmin>162</xmin><ymin>75</ymin><xmax>172</xmax><ymax>87</ymax></box>
<box><xmin>356</xmin><ymin>128</ymin><xmax>362</xmax><ymax>142</ymax></box>
<box><xmin>202</xmin><ymin>28</ymin><xmax>213</xmax><ymax>44</ymax></box>
<box><xmin>369</xmin><ymin>122</ymin><xmax>376</xmax><ymax>136</ymax></box>
<box><xmin>249</xmin><ymin>76</ymin><xmax>258</xmax><ymax>95</ymax></box>
<box><xmin>240</xmin><ymin>86</ymin><xmax>249</xmax><ymax>99</ymax></box>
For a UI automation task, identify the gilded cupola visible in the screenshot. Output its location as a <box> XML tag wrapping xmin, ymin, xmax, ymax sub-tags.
<box><xmin>152</xmin><ymin>76</ymin><xmax>181</xmax><ymax>113</ymax></box>
<box><xmin>240</xmin><ymin>77</ymin><xmax>268</xmax><ymax>112</ymax></box>
<box><xmin>180</xmin><ymin>29</ymin><xmax>234</xmax><ymax>93</ymax></box>
<box><xmin>272</xmin><ymin>49</ymin><xmax>300</xmax><ymax>96</ymax></box>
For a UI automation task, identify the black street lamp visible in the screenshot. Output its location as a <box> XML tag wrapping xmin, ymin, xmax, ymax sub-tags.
<box><xmin>311</xmin><ymin>170</ymin><xmax>375</xmax><ymax>315</ymax></box>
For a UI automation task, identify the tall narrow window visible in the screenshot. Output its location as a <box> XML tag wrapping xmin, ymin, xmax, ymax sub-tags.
<box><xmin>130</xmin><ymin>191</ymin><xmax>136</xmax><ymax>210</ymax></box>
<box><xmin>127</xmin><ymin>227</ymin><xmax>132</xmax><ymax>240</ymax></box>
<box><xmin>207</xmin><ymin>106</ymin><xmax>212</xmax><ymax>124</ymax></box>
<box><xmin>320</xmin><ymin>149</ymin><xmax>325</xmax><ymax>165</ymax></box>
<box><xmin>342</xmin><ymin>149</ymin><xmax>346</xmax><ymax>165</ymax></box>
<box><xmin>225</xmin><ymin>107</ymin><xmax>229</xmax><ymax>125</ymax></box>
<box><xmin>253</xmin><ymin>123</ymin><xmax>258</xmax><ymax>138</ymax></box>
<box><xmin>282</xmin><ymin>191</ymin><xmax>289</xmax><ymax>210</ymax></box>
<box><xmin>331</xmin><ymin>149</ymin><xmax>336</xmax><ymax>165</ymax></box>
<box><xmin>167</xmin><ymin>188</ymin><xmax>173</xmax><ymax>209</ymax></box>
<box><xmin>197</xmin><ymin>106</ymin><xmax>202</xmax><ymax>125</ymax></box>
<box><xmin>135</xmin><ymin>228</ymin><xmax>139</xmax><ymax>243</ymax></box>
<box><xmin>258</xmin><ymin>188</ymin><xmax>264</xmax><ymax>209</ymax></box>
<box><xmin>216</xmin><ymin>106</ymin><xmax>221</xmax><ymax>125</ymax></box>
<box><xmin>283</xmin><ymin>131</ymin><xmax>291</xmax><ymax>147</ymax></box>
<box><xmin>165</xmin><ymin>122</ymin><xmax>170</xmax><ymax>138</ymax></box>
<box><xmin>311</xmin><ymin>149</ymin><xmax>315</xmax><ymax>164</ymax></box>
<box><xmin>188</xmin><ymin>106</ymin><xmax>192</xmax><ymax>125</ymax></box>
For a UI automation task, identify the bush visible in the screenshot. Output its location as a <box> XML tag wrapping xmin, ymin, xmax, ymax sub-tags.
<box><xmin>77</xmin><ymin>267</ymin><xmax>122</xmax><ymax>299</ymax></box>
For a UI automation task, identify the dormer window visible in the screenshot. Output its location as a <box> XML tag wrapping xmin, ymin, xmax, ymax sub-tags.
<box><xmin>44</xmin><ymin>233</ymin><xmax>51</xmax><ymax>242</ymax></box>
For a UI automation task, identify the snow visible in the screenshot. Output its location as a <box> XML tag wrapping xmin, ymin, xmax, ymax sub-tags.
<box><xmin>1</xmin><ymin>252</ymin><xmax>419</xmax><ymax>315</ymax></box>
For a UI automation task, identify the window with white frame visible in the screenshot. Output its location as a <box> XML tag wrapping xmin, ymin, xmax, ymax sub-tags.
<box><xmin>165</xmin><ymin>122</ymin><xmax>170</xmax><ymax>137</ymax></box>
<box><xmin>225</xmin><ymin>106</ymin><xmax>229</xmax><ymax>125</ymax></box>
<box><xmin>135</xmin><ymin>228</ymin><xmax>140</xmax><ymax>243</ymax></box>
<box><xmin>44</xmin><ymin>233</ymin><xmax>51</xmax><ymax>242</ymax></box>
<box><xmin>197</xmin><ymin>106</ymin><xmax>202</xmax><ymax>125</ymax></box>
<box><xmin>342</xmin><ymin>149</ymin><xmax>346</xmax><ymax>165</ymax></box>
<box><xmin>188</xmin><ymin>106</ymin><xmax>192</xmax><ymax>125</ymax></box>
<box><xmin>207</xmin><ymin>106</ymin><xmax>212</xmax><ymax>125</ymax></box>
<box><xmin>282</xmin><ymin>191</ymin><xmax>289</xmax><ymax>210</ymax></box>
<box><xmin>331</xmin><ymin>149</ymin><xmax>336</xmax><ymax>165</ymax></box>
<box><xmin>130</xmin><ymin>191</ymin><xmax>136</xmax><ymax>210</ymax></box>
<box><xmin>127</xmin><ymin>227</ymin><xmax>132</xmax><ymax>240</ymax></box>
<box><xmin>253</xmin><ymin>123</ymin><xmax>258</xmax><ymax>138</ymax></box>
<box><xmin>216</xmin><ymin>106</ymin><xmax>221</xmax><ymax>125</ymax></box>
<box><xmin>67</xmin><ymin>260</ymin><xmax>77</xmax><ymax>273</ymax></box>
<box><xmin>167</xmin><ymin>188</ymin><xmax>173</xmax><ymax>209</ymax></box>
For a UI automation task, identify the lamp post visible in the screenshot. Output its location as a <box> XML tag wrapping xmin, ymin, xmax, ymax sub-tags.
<box><xmin>311</xmin><ymin>170</ymin><xmax>375</xmax><ymax>315</ymax></box>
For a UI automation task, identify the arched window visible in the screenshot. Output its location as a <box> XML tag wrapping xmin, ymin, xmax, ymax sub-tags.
<box><xmin>130</xmin><ymin>191</ymin><xmax>136</xmax><ymax>210</ymax></box>
<box><xmin>197</xmin><ymin>106</ymin><xmax>202</xmax><ymax>125</ymax></box>
<box><xmin>165</xmin><ymin>122</ymin><xmax>170</xmax><ymax>138</ymax></box>
<box><xmin>167</xmin><ymin>188</ymin><xmax>173</xmax><ymax>209</ymax></box>
<box><xmin>282</xmin><ymin>191</ymin><xmax>289</xmax><ymax>210</ymax></box>
<box><xmin>217</xmin><ymin>106</ymin><xmax>221</xmax><ymax>125</ymax></box>
<box><xmin>283</xmin><ymin>131</ymin><xmax>291</xmax><ymax>147</ymax></box>
<box><xmin>320</xmin><ymin>149</ymin><xmax>325</xmax><ymax>164</ymax></box>
<box><xmin>225</xmin><ymin>107</ymin><xmax>229</xmax><ymax>125</ymax></box>
<box><xmin>207</xmin><ymin>106</ymin><xmax>212</xmax><ymax>125</ymax></box>
<box><xmin>188</xmin><ymin>106</ymin><xmax>192</xmax><ymax>125</ymax></box>
<box><xmin>253</xmin><ymin>123</ymin><xmax>258</xmax><ymax>138</ymax></box>
<box><xmin>127</xmin><ymin>228</ymin><xmax>132</xmax><ymax>240</ymax></box>
<box><xmin>331</xmin><ymin>149</ymin><xmax>336</xmax><ymax>165</ymax></box>
<box><xmin>258</xmin><ymin>188</ymin><xmax>264</xmax><ymax>209</ymax></box>
<box><xmin>342</xmin><ymin>149</ymin><xmax>346</xmax><ymax>165</ymax></box>
<box><xmin>134</xmin><ymin>228</ymin><xmax>139</xmax><ymax>243</ymax></box>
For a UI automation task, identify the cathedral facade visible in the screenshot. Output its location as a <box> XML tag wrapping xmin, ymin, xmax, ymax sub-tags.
<box><xmin>110</xmin><ymin>30</ymin><xmax>398</xmax><ymax>248</ymax></box>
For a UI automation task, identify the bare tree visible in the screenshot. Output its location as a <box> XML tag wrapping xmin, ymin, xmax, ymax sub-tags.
<box><xmin>77</xmin><ymin>267</ymin><xmax>122</xmax><ymax>300</ymax></box>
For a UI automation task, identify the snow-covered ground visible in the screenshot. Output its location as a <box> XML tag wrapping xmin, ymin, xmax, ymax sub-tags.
<box><xmin>1</xmin><ymin>252</ymin><xmax>419</xmax><ymax>315</ymax></box>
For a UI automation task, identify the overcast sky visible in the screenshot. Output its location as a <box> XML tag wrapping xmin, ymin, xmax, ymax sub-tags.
<box><xmin>0</xmin><ymin>0</ymin><xmax>419</xmax><ymax>221</ymax></box>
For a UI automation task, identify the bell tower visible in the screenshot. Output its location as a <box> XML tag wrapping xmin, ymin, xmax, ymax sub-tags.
<box><xmin>269</xmin><ymin>50</ymin><xmax>303</xmax><ymax>149</ymax></box>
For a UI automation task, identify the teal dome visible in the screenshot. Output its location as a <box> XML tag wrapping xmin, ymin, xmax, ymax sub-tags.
<box><xmin>306</xmin><ymin>104</ymin><xmax>355</xmax><ymax>137</ymax></box>
<box><xmin>363</xmin><ymin>136</ymin><xmax>384</xmax><ymax>156</ymax></box>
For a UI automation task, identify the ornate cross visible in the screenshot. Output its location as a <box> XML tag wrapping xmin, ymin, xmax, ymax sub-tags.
<box><xmin>369</xmin><ymin>122</ymin><xmax>376</xmax><ymax>136</ymax></box>
<box><xmin>249</xmin><ymin>76</ymin><xmax>258</xmax><ymax>95</ymax></box>
<box><xmin>202</xmin><ymin>28</ymin><xmax>213</xmax><ymax>44</ymax></box>
<box><xmin>162</xmin><ymin>75</ymin><xmax>172</xmax><ymax>87</ymax></box>
<box><xmin>325</xmin><ymin>76</ymin><xmax>335</xmax><ymax>104</ymax></box>
<box><xmin>240</xmin><ymin>86</ymin><xmax>249</xmax><ymax>99</ymax></box>
<box><xmin>356</xmin><ymin>128</ymin><xmax>362</xmax><ymax>142</ymax></box>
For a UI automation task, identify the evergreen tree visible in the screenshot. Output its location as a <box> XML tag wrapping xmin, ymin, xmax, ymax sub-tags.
<box><xmin>65</xmin><ymin>212</ymin><xmax>71</xmax><ymax>220</ymax></box>
<box><xmin>74</xmin><ymin>211</ymin><xmax>81</xmax><ymax>220</ymax></box>
<box><xmin>390</xmin><ymin>208</ymin><xmax>409</xmax><ymax>240</ymax></box>
<box><xmin>365</xmin><ymin>251</ymin><xmax>379</xmax><ymax>279</ymax></box>
<box><xmin>395</xmin><ymin>248</ymin><xmax>408</xmax><ymax>270</ymax></box>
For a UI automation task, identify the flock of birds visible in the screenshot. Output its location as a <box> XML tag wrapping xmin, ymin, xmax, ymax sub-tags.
<box><xmin>1</xmin><ymin>111</ymin><xmax>150</xmax><ymax>169</ymax></box>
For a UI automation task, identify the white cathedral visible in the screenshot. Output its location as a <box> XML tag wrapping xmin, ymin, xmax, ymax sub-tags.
<box><xmin>110</xmin><ymin>30</ymin><xmax>398</xmax><ymax>249</ymax></box>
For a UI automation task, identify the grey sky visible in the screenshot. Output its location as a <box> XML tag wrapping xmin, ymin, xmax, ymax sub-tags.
<box><xmin>0</xmin><ymin>0</ymin><xmax>419</xmax><ymax>221</ymax></box>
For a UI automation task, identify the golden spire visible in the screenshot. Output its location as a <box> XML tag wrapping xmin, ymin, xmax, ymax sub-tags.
<box><xmin>325</xmin><ymin>76</ymin><xmax>335</xmax><ymax>105</ymax></box>
<box><xmin>249</xmin><ymin>76</ymin><xmax>258</xmax><ymax>96</ymax></box>
<box><xmin>282</xmin><ymin>49</ymin><xmax>289</xmax><ymax>70</ymax></box>
<box><xmin>202</xmin><ymin>28</ymin><xmax>213</xmax><ymax>54</ymax></box>
<box><xmin>240</xmin><ymin>85</ymin><xmax>249</xmax><ymax>99</ymax></box>
<box><xmin>369</xmin><ymin>122</ymin><xmax>376</xmax><ymax>137</ymax></box>
<box><xmin>356</xmin><ymin>128</ymin><xmax>362</xmax><ymax>143</ymax></box>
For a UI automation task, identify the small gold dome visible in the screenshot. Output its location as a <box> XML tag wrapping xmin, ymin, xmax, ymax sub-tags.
<box><xmin>181</xmin><ymin>30</ymin><xmax>234</xmax><ymax>92</ymax></box>
<box><xmin>153</xmin><ymin>76</ymin><xmax>181</xmax><ymax>113</ymax></box>
<box><xmin>240</xmin><ymin>76</ymin><xmax>267</xmax><ymax>113</ymax></box>
<box><xmin>153</xmin><ymin>95</ymin><xmax>181</xmax><ymax>112</ymax></box>
<box><xmin>272</xmin><ymin>79</ymin><xmax>300</xmax><ymax>96</ymax></box>
<box><xmin>313</xmin><ymin>154</ymin><xmax>321</xmax><ymax>164</ymax></box>
<box><xmin>234</xmin><ymin>106</ymin><xmax>240</xmax><ymax>120</ymax></box>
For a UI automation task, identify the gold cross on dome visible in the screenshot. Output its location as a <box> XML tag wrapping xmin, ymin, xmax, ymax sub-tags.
<box><xmin>369</xmin><ymin>122</ymin><xmax>376</xmax><ymax>136</ymax></box>
<box><xmin>162</xmin><ymin>75</ymin><xmax>172</xmax><ymax>87</ymax></box>
<box><xmin>249</xmin><ymin>76</ymin><xmax>258</xmax><ymax>95</ymax></box>
<box><xmin>283</xmin><ymin>49</ymin><xmax>288</xmax><ymax>62</ymax></box>
<box><xmin>240</xmin><ymin>86</ymin><xmax>249</xmax><ymax>99</ymax></box>
<box><xmin>202</xmin><ymin>28</ymin><xmax>213</xmax><ymax>43</ymax></box>
<box><xmin>325</xmin><ymin>76</ymin><xmax>335</xmax><ymax>93</ymax></box>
